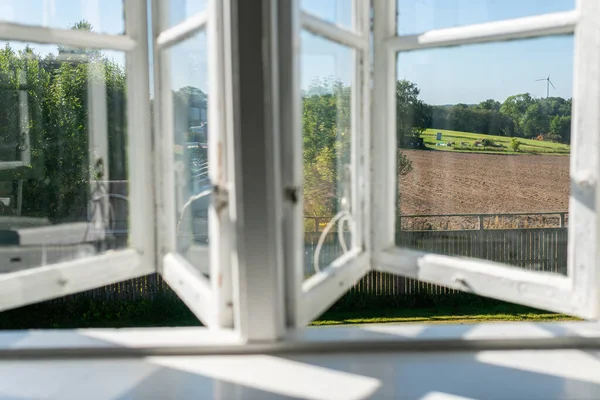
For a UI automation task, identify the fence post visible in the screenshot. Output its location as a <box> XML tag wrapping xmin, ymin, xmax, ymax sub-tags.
<box><xmin>478</xmin><ymin>215</ymin><xmax>485</xmax><ymax>259</ymax></box>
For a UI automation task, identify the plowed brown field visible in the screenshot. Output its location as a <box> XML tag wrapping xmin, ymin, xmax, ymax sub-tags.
<box><xmin>399</xmin><ymin>150</ymin><xmax>570</xmax><ymax>216</ymax></box>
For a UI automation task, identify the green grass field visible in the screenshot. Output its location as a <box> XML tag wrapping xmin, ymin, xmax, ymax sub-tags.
<box><xmin>422</xmin><ymin>128</ymin><xmax>570</xmax><ymax>155</ymax></box>
<box><xmin>314</xmin><ymin>306</ymin><xmax>577</xmax><ymax>326</ymax></box>
<box><xmin>0</xmin><ymin>296</ymin><xmax>578</xmax><ymax>329</ymax></box>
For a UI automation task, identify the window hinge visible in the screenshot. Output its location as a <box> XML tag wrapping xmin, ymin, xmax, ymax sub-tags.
<box><xmin>212</xmin><ymin>184</ymin><xmax>229</xmax><ymax>215</ymax></box>
<box><xmin>284</xmin><ymin>186</ymin><xmax>299</xmax><ymax>204</ymax></box>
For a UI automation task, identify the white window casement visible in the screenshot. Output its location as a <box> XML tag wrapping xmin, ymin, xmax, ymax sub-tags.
<box><xmin>151</xmin><ymin>0</ymin><xmax>234</xmax><ymax>330</ymax></box>
<box><xmin>370</xmin><ymin>0</ymin><xmax>600</xmax><ymax>320</ymax></box>
<box><xmin>0</xmin><ymin>0</ymin><xmax>599</xmax><ymax>374</ymax></box>
<box><xmin>0</xmin><ymin>1</ymin><xmax>155</xmax><ymax>311</ymax></box>
<box><xmin>283</xmin><ymin>0</ymin><xmax>372</xmax><ymax>330</ymax></box>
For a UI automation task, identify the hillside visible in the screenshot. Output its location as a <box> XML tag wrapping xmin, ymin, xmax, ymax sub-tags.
<box><xmin>421</xmin><ymin>129</ymin><xmax>570</xmax><ymax>155</ymax></box>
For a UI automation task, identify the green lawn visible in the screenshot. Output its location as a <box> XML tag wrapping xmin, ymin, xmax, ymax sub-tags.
<box><xmin>0</xmin><ymin>297</ymin><xmax>578</xmax><ymax>330</ymax></box>
<box><xmin>421</xmin><ymin>128</ymin><xmax>570</xmax><ymax>155</ymax></box>
<box><xmin>313</xmin><ymin>304</ymin><xmax>578</xmax><ymax>326</ymax></box>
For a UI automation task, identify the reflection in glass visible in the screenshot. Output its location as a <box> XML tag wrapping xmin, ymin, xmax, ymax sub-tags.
<box><xmin>395</xmin><ymin>36</ymin><xmax>573</xmax><ymax>276</ymax></box>
<box><xmin>301</xmin><ymin>0</ymin><xmax>353</xmax><ymax>30</ymax></box>
<box><xmin>301</xmin><ymin>31</ymin><xmax>354</xmax><ymax>278</ymax></box>
<box><xmin>170</xmin><ymin>32</ymin><xmax>210</xmax><ymax>274</ymax></box>
<box><xmin>0</xmin><ymin>42</ymin><xmax>128</xmax><ymax>273</ymax></box>
<box><xmin>169</xmin><ymin>0</ymin><xmax>208</xmax><ymax>27</ymax></box>
<box><xmin>0</xmin><ymin>0</ymin><xmax>124</xmax><ymax>34</ymax></box>
<box><xmin>397</xmin><ymin>0</ymin><xmax>575</xmax><ymax>36</ymax></box>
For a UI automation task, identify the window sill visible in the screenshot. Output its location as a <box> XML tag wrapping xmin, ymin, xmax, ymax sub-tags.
<box><xmin>0</xmin><ymin>322</ymin><xmax>600</xmax><ymax>399</ymax></box>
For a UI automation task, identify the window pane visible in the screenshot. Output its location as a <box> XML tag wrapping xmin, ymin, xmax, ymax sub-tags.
<box><xmin>301</xmin><ymin>0</ymin><xmax>353</xmax><ymax>30</ymax></box>
<box><xmin>168</xmin><ymin>0</ymin><xmax>208</xmax><ymax>27</ymax></box>
<box><xmin>0</xmin><ymin>0</ymin><xmax>124</xmax><ymax>35</ymax></box>
<box><xmin>301</xmin><ymin>31</ymin><xmax>354</xmax><ymax>278</ymax></box>
<box><xmin>395</xmin><ymin>36</ymin><xmax>573</xmax><ymax>276</ymax></box>
<box><xmin>397</xmin><ymin>0</ymin><xmax>575</xmax><ymax>36</ymax></box>
<box><xmin>169</xmin><ymin>32</ymin><xmax>210</xmax><ymax>274</ymax></box>
<box><xmin>0</xmin><ymin>42</ymin><xmax>128</xmax><ymax>273</ymax></box>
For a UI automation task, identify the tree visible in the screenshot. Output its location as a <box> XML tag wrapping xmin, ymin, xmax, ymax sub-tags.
<box><xmin>302</xmin><ymin>78</ymin><xmax>351</xmax><ymax>217</ymax></box>
<box><xmin>477</xmin><ymin>99</ymin><xmax>501</xmax><ymax>111</ymax></box>
<box><xmin>0</xmin><ymin>21</ymin><xmax>128</xmax><ymax>220</ymax></box>
<box><xmin>396</xmin><ymin>79</ymin><xmax>431</xmax><ymax>148</ymax></box>
<box><xmin>521</xmin><ymin>102</ymin><xmax>549</xmax><ymax>138</ymax></box>
<box><xmin>500</xmin><ymin>94</ymin><xmax>533</xmax><ymax>136</ymax></box>
<box><xmin>549</xmin><ymin>115</ymin><xmax>571</xmax><ymax>143</ymax></box>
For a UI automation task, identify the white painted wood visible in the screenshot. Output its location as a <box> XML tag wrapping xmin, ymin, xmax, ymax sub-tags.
<box><xmin>2</xmin><ymin>322</ymin><xmax>600</xmax><ymax>351</ymax></box>
<box><xmin>301</xmin><ymin>250</ymin><xmax>369</xmax><ymax>326</ymax></box>
<box><xmin>349</xmin><ymin>0</ymin><xmax>361</xmax><ymax>251</ymax></box>
<box><xmin>371</xmin><ymin>0</ymin><xmax>397</xmax><ymax>253</ymax></box>
<box><xmin>371</xmin><ymin>0</ymin><xmax>600</xmax><ymax>321</ymax></box>
<box><xmin>0</xmin><ymin>245</ymin><xmax>96</xmax><ymax>273</ymax></box>
<box><xmin>124</xmin><ymin>0</ymin><xmax>155</xmax><ymax>270</ymax></box>
<box><xmin>151</xmin><ymin>0</ymin><xmax>178</xmax><ymax>259</ymax></box>
<box><xmin>353</xmin><ymin>0</ymin><xmax>371</xmax><ymax>255</ymax></box>
<box><xmin>301</xmin><ymin>11</ymin><xmax>369</xmax><ymax>51</ymax></box>
<box><xmin>162</xmin><ymin>252</ymin><xmax>215</xmax><ymax>327</ymax></box>
<box><xmin>184</xmin><ymin>243</ymin><xmax>210</xmax><ymax>275</ymax></box>
<box><xmin>87</xmin><ymin>60</ymin><xmax>109</xmax><ymax>235</ymax></box>
<box><xmin>374</xmin><ymin>247</ymin><xmax>583</xmax><ymax>316</ymax></box>
<box><xmin>2</xmin><ymin>347</ymin><xmax>600</xmax><ymax>400</ymax></box>
<box><xmin>567</xmin><ymin>0</ymin><xmax>600</xmax><ymax>319</ymax></box>
<box><xmin>290</xmin><ymin>0</ymin><xmax>371</xmax><ymax>328</ymax></box>
<box><xmin>279</xmin><ymin>0</ymin><xmax>304</xmax><ymax>329</ymax></box>
<box><xmin>17</xmin><ymin>222</ymin><xmax>105</xmax><ymax>245</ymax></box>
<box><xmin>387</xmin><ymin>10</ymin><xmax>578</xmax><ymax>52</ymax></box>
<box><xmin>0</xmin><ymin>21</ymin><xmax>136</xmax><ymax>51</ymax></box>
<box><xmin>156</xmin><ymin>11</ymin><xmax>208</xmax><ymax>48</ymax></box>
<box><xmin>0</xmin><ymin>249</ymin><xmax>147</xmax><ymax>312</ymax></box>
<box><xmin>207</xmin><ymin>0</ymin><xmax>234</xmax><ymax>329</ymax></box>
<box><xmin>4</xmin><ymin>322</ymin><xmax>600</xmax><ymax>352</ymax></box>
<box><xmin>229</xmin><ymin>0</ymin><xmax>286</xmax><ymax>341</ymax></box>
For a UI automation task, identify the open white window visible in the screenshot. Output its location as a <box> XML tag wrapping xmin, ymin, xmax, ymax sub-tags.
<box><xmin>151</xmin><ymin>0</ymin><xmax>233</xmax><ymax>329</ymax></box>
<box><xmin>371</xmin><ymin>0</ymin><xmax>600</xmax><ymax>319</ymax></box>
<box><xmin>0</xmin><ymin>1</ymin><xmax>154</xmax><ymax>310</ymax></box>
<box><xmin>284</xmin><ymin>0</ymin><xmax>371</xmax><ymax>328</ymax></box>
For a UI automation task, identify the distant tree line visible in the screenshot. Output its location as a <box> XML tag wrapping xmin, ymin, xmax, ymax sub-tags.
<box><xmin>397</xmin><ymin>79</ymin><xmax>572</xmax><ymax>147</ymax></box>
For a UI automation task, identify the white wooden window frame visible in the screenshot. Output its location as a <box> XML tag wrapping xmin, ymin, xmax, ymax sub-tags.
<box><xmin>0</xmin><ymin>0</ymin><xmax>155</xmax><ymax>311</ymax></box>
<box><xmin>282</xmin><ymin>0</ymin><xmax>371</xmax><ymax>329</ymax></box>
<box><xmin>151</xmin><ymin>0</ymin><xmax>234</xmax><ymax>330</ymax></box>
<box><xmin>371</xmin><ymin>0</ymin><xmax>600</xmax><ymax>319</ymax></box>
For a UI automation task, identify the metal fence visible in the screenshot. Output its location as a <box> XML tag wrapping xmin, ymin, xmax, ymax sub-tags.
<box><xmin>44</xmin><ymin>212</ymin><xmax>569</xmax><ymax>303</ymax></box>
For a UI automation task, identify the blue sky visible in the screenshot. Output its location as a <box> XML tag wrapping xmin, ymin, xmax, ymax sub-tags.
<box><xmin>0</xmin><ymin>0</ymin><xmax>575</xmax><ymax>105</ymax></box>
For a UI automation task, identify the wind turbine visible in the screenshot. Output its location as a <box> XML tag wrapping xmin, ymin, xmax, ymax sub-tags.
<box><xmin>536</xmin><ymin>74</ymin><xmax>556</xmax><ymax>98</ymax></box>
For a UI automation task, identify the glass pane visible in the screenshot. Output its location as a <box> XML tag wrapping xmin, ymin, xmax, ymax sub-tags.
<box><xmin>395</xmin><ymin>36</ymin><xmax>573</xmax><ymax>276</ymax></box>
<box><xmin>169</xmin><ymin>32</ymin><xmax>210</xmax><ymax>275</ymax></box>
<box><xmin>168</xmin><ymin>0</ymin><xmax>208</xmax><ymax>27</ymax></box>
<box><xmin>301</xmin><ymin>0</ymin><xmax>353</xmax><ymax>31</ymax></box>
<box><xmin>0</xmin><ymin>42</ymin><xmax>128</xmax><ymax>273</ymax></box>
<box><xmin>301</xmin><ymin>31</ymin><xmax>354</xmax><ymax>278</ymax></box>
<box><xmin>397</xmin><ymin>0</ymin><xmax>575</xmax><ymax>36</ymax></box>
<box><xmin>0</xmin><ymin>0</ymin><xmax>124</xmax><ymax>35</ymax></box>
